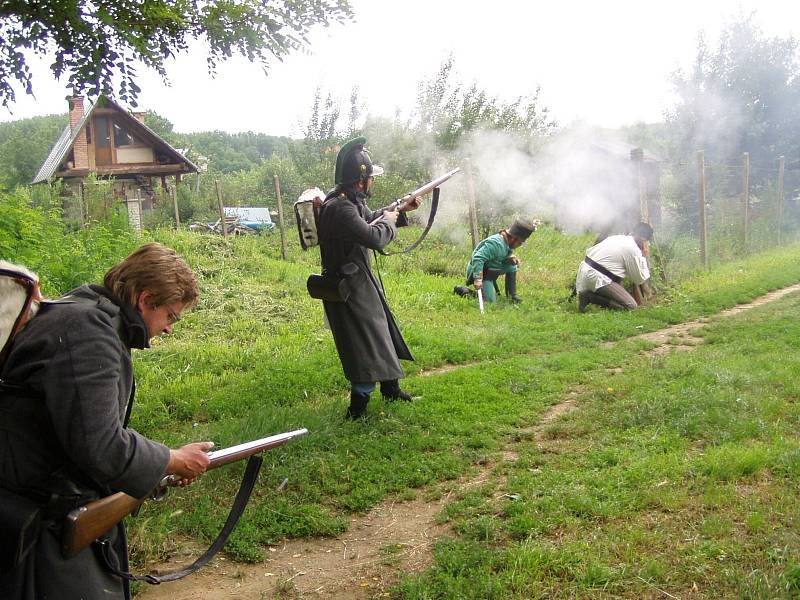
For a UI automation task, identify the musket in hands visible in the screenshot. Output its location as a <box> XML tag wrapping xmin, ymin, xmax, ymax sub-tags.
<box><xmin>61</xmin><ymin>428</ymin><xmax>308</xmax><ymax>559</ymax></box>
<box><xmin>370</xmin><ymin>167</ymin><xmax>462</xmax><ymax>225</ymax></box>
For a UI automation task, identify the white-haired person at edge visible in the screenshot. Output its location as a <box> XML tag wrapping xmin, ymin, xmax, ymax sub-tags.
<box><xmin>316</xmin><ymin>137</ymin><xmax>422</xmax><ymax>419</ymax></box>
<box><xmin>0</xmin><ymin>243</ymin><xmax>213</xmax><ymax>600</ymax></box>
<box><xmin>575</xmin><ymin>221</ymin><xmax>654</xmax><ymax>312</ymax></box>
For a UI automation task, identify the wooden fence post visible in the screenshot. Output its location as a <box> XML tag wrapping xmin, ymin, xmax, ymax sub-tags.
<box><xmin>698</xmin><ymin>151</ymin><xmax>707</xmax><ymax>269</ymax></box>
<box><xmin>630</xmin><ymin>148</ymin><xmax>648</xmax><ymax>223</ymax></box>
<box><xmin>464</xmin><ymin>158</ymin><xmax>479</xmax><ymax>249</ymax></box>
<box><xmin>137</xmin><ymin>191</ymin><xmax>143</xmax><ymax>232</ymax></box>
<box><xmin>170</xmin><ymin>183</ymin><xmax>181</xmax><ymax>229</ymax></box>
<box><xmin>79</xmin><ymin>181</ymin><xmax>87</xmax><ymax>225</ymax></box>
<box><xmin>273</xmin><ymin>175</ymin><xmax>288</xmax><ymax>260</ymax></box>
<box><xmin>741</xmin><ymin>152</ymin><xmax>750</xmax><ymax>248</ymax></box>
<box><xmin>777</xmin><ymin>156</ymin><xmax>785</xmax><ymax>245</ymax></box>
<box><xmin>214</xmin><ymin>179</ymin><xmax>227</xmax><ymax>240</ymax></box>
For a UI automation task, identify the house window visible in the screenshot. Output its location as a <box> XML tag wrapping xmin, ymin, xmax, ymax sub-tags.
<box><xmin>113</xmin><ymin>121</ymin><xmax>142</xmax><ymax>147</ymax></box>
<box><xmin>95</xmin><ymin>116</ymin><xmax>110</xmax><ymax>148</ymax></box>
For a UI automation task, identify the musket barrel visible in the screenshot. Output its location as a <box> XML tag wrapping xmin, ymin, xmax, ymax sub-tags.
<box><xmin>208</xmin><ymin>428</ymin><xmax>308</xmax><ymax>468</ymax></box>
<box><xmin>371</xmin><ymin>167</ymin><xmax>461</xmax><ymax>224</ymax></box>
<box><xmin>400</xmin><ymin>167</ymin><xmax>461</xmax><ymax>202</ymax></box>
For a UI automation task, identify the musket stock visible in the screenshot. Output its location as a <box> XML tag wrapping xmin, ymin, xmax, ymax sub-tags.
<box><xmin>61</xmin><ymin>428</ymin><xmax>308</xmax><ymax>559</ymax></box>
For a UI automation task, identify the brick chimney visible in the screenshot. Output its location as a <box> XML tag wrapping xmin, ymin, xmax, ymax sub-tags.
<box><xmin>132</xmin><ymin>111</ymin><xmax>146</xmax><ymax>123</ymax></box>
<box><xmin>69</xmin><ymin>96</ymin><xmax>84</xmax><ymax>129</ymax></box>
<box><xmin>69</xmin><ymin>96</ymin><xmax>89</xmax><ymax>170</ymax></box>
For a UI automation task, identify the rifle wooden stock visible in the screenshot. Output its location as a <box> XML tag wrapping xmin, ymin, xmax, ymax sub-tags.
<box><xmin>61</xmin><ymin>428</ymin><xmax>308</xmax><ymax>559</ymax></box>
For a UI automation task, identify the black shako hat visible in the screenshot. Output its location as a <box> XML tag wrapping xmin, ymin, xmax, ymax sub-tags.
<box><xmin>334</xmin><ymin>137</ymin><xmax>385</xmax><ymax>185</ymax></box>
<box><xmin>508</xmin><ymin>218</ymin><xmax>536</xmax><ymax>242</ymax></box>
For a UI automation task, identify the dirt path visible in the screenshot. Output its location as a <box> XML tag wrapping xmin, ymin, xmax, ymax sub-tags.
<box><xmin>137</xmin><ymin>283</ymin><xmax>800</xmax><ymax>599</ymax></box>
<box><xmin>610</xmin><ymin>283</ymin><xmax>800</xmax><ymax>356</ymax></box>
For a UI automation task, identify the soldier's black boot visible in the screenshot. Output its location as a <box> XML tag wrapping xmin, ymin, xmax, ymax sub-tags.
<box><xmin>505</xmin><ymin>271</ymin><xmax>521</xmax><ymax>304</ymax></box>
<box><xmin>345</xmin><ymin>392</ymin><xmax>370</xmax><ymax>419</ymax></box>
<box><xmin>578</xmin><ymin>291</ymin><xmax>589</xmax><ymax>313</ymax></box>
<box><xmin>380</xmin><ymin>379</ymin><xmax>413</xmax><ymax>402</ymax></box>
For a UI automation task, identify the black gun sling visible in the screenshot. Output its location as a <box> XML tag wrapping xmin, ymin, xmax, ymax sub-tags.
<box><xmin>97</xmin><ymin>454</ymin><xmax>264</xmax><ymax>584</ymax></box>
<box><xmin>378</xmin><ymin>187</ymin><xmax>440</xmax><ymax>256</ymax></box>
<box><xmin>583</xmin><ymin>256</ymin><xmax>623</xmax><ymax>284</ymax></box>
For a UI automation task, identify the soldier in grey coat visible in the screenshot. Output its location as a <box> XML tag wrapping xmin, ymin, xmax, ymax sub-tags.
<box><xmin>317</xmin><ymin>137</ymin><xmax>421</xmax><ymax>419</ymax></box>
<box><xmin>0</xmin><ymin>243</ymin><xmax>213</xmax><ymax>600</ymax></box>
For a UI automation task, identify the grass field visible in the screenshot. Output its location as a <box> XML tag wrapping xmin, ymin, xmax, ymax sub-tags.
<box><xmin>72</xmin><ymin>224</ymin><xmax>800</xmax><ymax>598</ymax></box>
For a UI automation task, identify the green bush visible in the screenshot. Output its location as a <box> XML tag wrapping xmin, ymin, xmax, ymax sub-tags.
<box><xmin>0</xmin><ymin>187</ymin><xmax>138</xmax><ymax>294</ymax></box>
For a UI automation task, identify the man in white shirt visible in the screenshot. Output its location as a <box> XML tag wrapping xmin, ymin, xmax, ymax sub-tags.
<box><xmin>575</xmin><ymin>222</ymin><xmax>653</xmax><ymax>312</ymax></box>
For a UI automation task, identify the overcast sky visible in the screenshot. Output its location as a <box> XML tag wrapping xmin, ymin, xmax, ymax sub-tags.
<box><xmin>2</xmin><ymin>0</ymin><xmax>799</xmax><ymax>137</ymax></box>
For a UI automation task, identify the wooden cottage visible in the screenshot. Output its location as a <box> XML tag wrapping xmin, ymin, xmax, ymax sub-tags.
<box><xmin>32</xmin><ymin>96</ymin><xmax>197</xmax><ymax>219</ymax></box>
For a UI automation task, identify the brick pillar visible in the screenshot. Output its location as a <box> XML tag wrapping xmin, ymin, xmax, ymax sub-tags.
<box><xmin>70</xmin><ymin>96</ymin><xmax>89</xmax><ymax>169</ymax></box>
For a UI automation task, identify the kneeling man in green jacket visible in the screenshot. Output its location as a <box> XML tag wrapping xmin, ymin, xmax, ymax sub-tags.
<box><xmin>455</xmin><ymin>218</ymin><xmax>536</xmax><ymax>304</ymax></box>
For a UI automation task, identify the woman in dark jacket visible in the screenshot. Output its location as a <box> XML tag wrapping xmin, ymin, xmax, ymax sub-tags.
<box><xmin>317</xmin><ymin>137</ymin><xmax>420</xmax><ymax>419</ymax></box>
<box><xmin>0</xmin><ymin>243</ymin><xmax>212</xmax><ymax>600</ymax></box>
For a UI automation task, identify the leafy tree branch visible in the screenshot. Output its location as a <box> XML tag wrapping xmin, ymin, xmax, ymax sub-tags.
<box><xmin>0</xmin><ymin>0</ymin><xmax>353</xmax><ymax>107</ymax></box>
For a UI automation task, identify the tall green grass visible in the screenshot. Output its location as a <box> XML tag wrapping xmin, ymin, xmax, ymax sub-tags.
<box><xmin>5</xmin><ymin>204</ymin><xmax>800</xmax><ymax>595</ymax></box>
<box><xmin>124</xmin><ymin>226</ymin><xmax>800</xmax><ymax>572</ymax></box>
<box><xmin>396</xmin><ymin>293</ymin><xmax>800</xmax><ymax>599</ymax></box>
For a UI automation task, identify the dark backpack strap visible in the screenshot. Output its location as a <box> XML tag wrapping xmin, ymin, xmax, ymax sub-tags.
<box><xmin>97</xmin><ymin>454</ymin><xmax>263</xmax><ymax>584</ymax></box>
<box><xmin>378</xmin><ymin>187</ymin><xmax>440</xmax><ymax>256</ymax></box>
<box><xmin>583</xmin><ymin>256</ymin><xmax>624</xmax><ymax>284</ymax></box>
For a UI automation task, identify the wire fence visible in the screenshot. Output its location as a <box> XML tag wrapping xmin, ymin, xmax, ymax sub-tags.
<box><xmin>656</xmin><ymin>153</ymin><xmax>800</xmax><ymax>279</ymax></box>
<box><xmin>42</xmin><ymin>149</ymin><xmax>800</xmax><ymax>285</ymax></box>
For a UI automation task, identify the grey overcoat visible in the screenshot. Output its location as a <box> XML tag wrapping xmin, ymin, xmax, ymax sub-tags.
<box><xmin>317</xmin><ymin>190</ymin><xmax>414</xmax><ymax>383</ymax></box>
<box><xmin>0</xmin><ymin>284</ymin><xmax>170</xmax><ymax>600</ymax></box>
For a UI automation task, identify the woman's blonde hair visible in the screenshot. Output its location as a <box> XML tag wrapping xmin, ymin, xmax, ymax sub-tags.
<box><xmin>104</xmin><ymin>243</ymin><xmax>199</xmax><ymax>309</ymax></box>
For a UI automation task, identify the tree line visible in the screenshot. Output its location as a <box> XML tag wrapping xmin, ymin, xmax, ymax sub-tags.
<box><xmin>1</xmin><ymin>15</ymin><xmax>799</xmax><ymax>234</ymax></box>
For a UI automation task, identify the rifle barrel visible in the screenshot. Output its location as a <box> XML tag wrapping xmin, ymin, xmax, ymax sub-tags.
<box><xmin>208</xmin><ymin>428</ymin><xmax>308</xmax><ymax>468</ymax></box>
<box><xmin>399</xmin><ymin>167</ymin><xmax>461</xmax><ymax>203</ymax></box>
<box><xmin>369</xmin><ymin>167</ymin><xmax>461</xmax><ymax>225</ymax></box>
